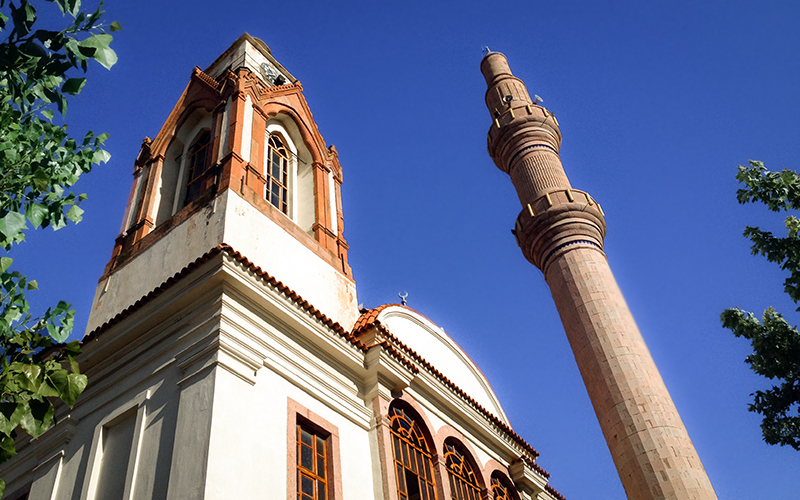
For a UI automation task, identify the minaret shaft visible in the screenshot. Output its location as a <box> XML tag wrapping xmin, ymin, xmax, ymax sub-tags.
<box><xmin>482</xmin><ymin>52</ymin><xmax>717</xmax><ymax>499</ymax></box>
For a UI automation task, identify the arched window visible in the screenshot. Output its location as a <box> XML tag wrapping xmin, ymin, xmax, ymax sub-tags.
<box><xmin>490</xmin><ymin>473</ymin><xmax>516</xmax><ymax>500</ymax></box>
<box><xmin>443</xmin><ymin>440</ymin><xmax>480</xmax><ymax>500</ymax></box>
<box><xmin>266</xmin><ymin>133</ymin><xmax>289</xmax><ymax>214</ymax></box>
<box><xmin>388</xmin><ymin>405</ymin><xmax>437</xmax><ymax>500</ymax></box>
<box><xmin>183</xmin><ymin>130</ymin><xmax>211</xmax><ymax>207</ymax></box>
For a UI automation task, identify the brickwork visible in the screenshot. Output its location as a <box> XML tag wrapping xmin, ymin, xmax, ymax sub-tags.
<box><xmin>509</xmin><ymin>150</ymin><xmax>571</xmax><ymax>206</ymax></box>
<box><xmin>481</xmin><ymin>51</ymin><xmax>718</xmax><ymax>499</ymax></box>
<box><xmin>546</xmin><ymin>247</ymin><xmax>716</xmax><ymax>499</ymax></box>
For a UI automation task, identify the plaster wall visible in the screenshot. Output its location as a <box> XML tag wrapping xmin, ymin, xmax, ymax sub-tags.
<box><xmin>85</xmin><ymin>192</ymin><xmax>227</xmax><ymax>335</ymax></box>
<box><xmin>87</xmin><ymin>187</ymin><xmax>358</xmax><ymax>336</ymax></box>
<box><xmin>222</xmin><ymin>190</ymin><xmax>358</xmax><ymax>329</ymax></box>
<box><xmin>381</xmin><ymin>312</ymin><xmax>506</xmax><ymax>421</ymax></box>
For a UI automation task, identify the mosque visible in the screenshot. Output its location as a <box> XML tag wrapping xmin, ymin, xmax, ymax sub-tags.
<box><xmin>0</xmin><ymin>34</ymin><xmax>717</xmax><ymax>500</ymax></box>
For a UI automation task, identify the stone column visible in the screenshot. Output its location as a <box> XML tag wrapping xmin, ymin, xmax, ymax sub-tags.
<box><xmin>481</xmin><ymin>51</ymin><xmax>717</xmax><ymax>500</ymax></box>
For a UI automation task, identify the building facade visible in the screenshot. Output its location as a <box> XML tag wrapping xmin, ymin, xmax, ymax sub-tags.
<box><xmin>0</xmin><ymin>35</ymin><xmax>566</xmax><ymax>500</ymax></box>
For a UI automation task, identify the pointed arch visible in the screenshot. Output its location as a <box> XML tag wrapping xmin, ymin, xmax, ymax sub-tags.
<box><xmin>260</xmin><ymin>103</ymin><xmax>325</xmax><ymax>166</ymax></box>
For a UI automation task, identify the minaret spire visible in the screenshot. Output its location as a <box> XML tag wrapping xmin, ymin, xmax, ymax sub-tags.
<box><xmin>482</xmin><ymin>51</ymin><xmax>718</xmax><ymax>500</ymax></box>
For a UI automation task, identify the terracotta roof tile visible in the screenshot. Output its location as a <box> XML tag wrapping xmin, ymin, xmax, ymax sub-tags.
<box><xmin>353</xmin><ymin>306</ymin><xmax>544</xmax><ymax>464</ymax></box>
<box><xmin>84</xmin><ymin>244</ymin><xmax>367</xmax><ymax>352</ymax></box>
<box><xmin>545</xmin><ymin>483</ymin><xmax>568</xmax><ymax>500</ymax></box>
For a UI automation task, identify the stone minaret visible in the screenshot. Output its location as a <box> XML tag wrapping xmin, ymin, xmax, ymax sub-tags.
<box><xmin>481</xmin><ymin>51</ymin><xmax>717</xmax><ymax>500</ymax></box>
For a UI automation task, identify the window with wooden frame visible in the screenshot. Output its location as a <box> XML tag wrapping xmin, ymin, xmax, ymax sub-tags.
<box><xmin>183</xmin><ymin>130</ymin><xmax>211</xmax><ymax>206</ymax></box>
<box><xmin>266</xmin><ymin>133</ymin><xmax>289</xmax><ymax>214</ymax></box>
<box><xmin>388</xmin><ymin>405</ymin><xmax>437</xmax><ymax>500</ymax></box>
<box><xmin>296</xmin><ymin>420</ymin><xmax>329</xmax><ymax>500</ymax></box>
<box><xmin>443</xmin><ymin>440</ymin><xmax>481</xmax><ymax>500</ymax></box>
<box><xmin>490</xmin><ymin>473</ymin><xmax>517</xmax><ymax>500</ymax></box>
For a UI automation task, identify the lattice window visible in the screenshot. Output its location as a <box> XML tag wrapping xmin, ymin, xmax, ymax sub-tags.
<box><xmin>266</xmin><ymin>133</ymin><xmax>289</xmax><ymax>213</ymax></box>
<box><xmin>183</xmin><ymin>130</ymin><xmax>211</xmax><ymax>206</ymax></box>
<box><xmin>444</xmin><ymin>441</ymin><xmax>480</xmax><ymax>500</ymax></box>
<box><xmin>490</xmin><ymin>474</ymin><xmax>515</xmax><ymax>500</ymax></box>
<box><xmin>389</xmin><ymin>405</ymin><xmax>437</xmax><ymax>500</ymax></box>
<box><xmin>296</xmin><ymin>422</ymin><xmax>328</xmax><ymax>500</ymax></box>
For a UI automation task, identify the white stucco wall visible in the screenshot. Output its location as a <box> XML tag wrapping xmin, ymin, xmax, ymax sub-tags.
<box><xmin>87</xmin><ymin>188</ymin><xmax>358</xmax><ymax>336</ymax></box>
<box><xmin>222</xmin><ymin>191</ymin><xmax>358</xmax><ymax>329</ymax></box>
<box><xmin>380</xmin><ymin>308</ymin><xmax>508</xmax><ymax>423</ymax></box>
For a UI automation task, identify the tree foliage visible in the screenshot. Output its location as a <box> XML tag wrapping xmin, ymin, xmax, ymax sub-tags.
<box><xmin>722</xmin><ymin>160</ymin><xmax>800</xmax><ymax>450</ymax></box>
<box><xmin>0</xmin><ymin>0</ymin><xmax>117</xmax><ymax>494</ymax></box>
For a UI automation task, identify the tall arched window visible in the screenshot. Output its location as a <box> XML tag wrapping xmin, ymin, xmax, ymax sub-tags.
<box><xmin>388</xmin><ymin>405</ymin><xmax>437</xmax><ymax>500</ymax></box>
<box><xmin>443</xmin><ymin>440</ymin><xmax>480</xmax><ymax>500</ymax></box>
<box><xmin>183</xmin><ymin>130</ymin><xmax>211</xmax><ymax>207</ymax></box>
<box><xmin>266</xmin><ymin>133</ymin><xmax>289</xmax><ymax>214</ymax></box>
<box><xmin>490</xmin><ymin>473</ymin><xmax>517</xmax><ymax>500</ymax></box>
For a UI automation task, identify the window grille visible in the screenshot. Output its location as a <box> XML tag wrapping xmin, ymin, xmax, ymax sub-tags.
<box><xmin>490</xmin><ymin>474</ymin><xmax>515</xmax><ymax>500</ymax></box>
<box><xmin>444</xmin><ymin>441</ymin><xmax>480</xmax><ymax>500</ymax></box>
<box><xmin>389</xmin><ymin>406</ymin><xmax>437</xmax><ymax>500</ymax></box>
<box><xmin>296</xmin><ymin>422</ymin><xmax>328</xmax><ymax>500</ymax></box>
<box><xmin>183</xmin><ymin>131</ymin><xmax>211</xmax><ymax>206</ymax></box>
<box><xmin>266</xmin><ymin>133</ymin><xmax>289</xmax><ymax>213</ymax></box>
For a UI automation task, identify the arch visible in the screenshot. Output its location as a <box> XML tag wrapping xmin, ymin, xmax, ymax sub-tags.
<box><xmin>388</xmin><ymin>400</ymin><xmax>439</xmax><ymax>500</ymax></box>
<box><xmin>260</xmin><ymin>102</ymin><xmax>325</xmax><ymax>165</ymax></box>
<box><xmin>489</xmin><ymin>472</ymin><xmax>518</xmax><ymax>500</ymax></box>
<box><xmin>264</xmin><ymin>114</ymin><xmax>315</xmax><ymax>233</ymax></box>
<box><xmin>151</xmin><ymin>96</ymin><xmax>220</xmax><ymax>159</ymax></box>
<box><xmin>154</xmin><ymin>107</ymin><xmax>214</xmax><ymax>222</ymax></box>
<box><xmin>153</xmin><ymin>136</ymin><xmax>185</xmax><ymax>226</ymax></box>
<box><xmin>442</xmin><ymin>438</ymin><xmax>483</xmax><ymax>500</ymax></box>
<box><xmin>181</xmin><ymin>129</ymin><xmax>212</xmax><ymax>207</ymax></box>
<box><xmin>481</xmin><ymin>462</ymin><xmax>519</xmax><ymax>500</ymax></box>
<box><xmin>433</xmin><ymin>427</ymin><xmax>486</xmax><ymax>499</ymax></box>
<box><xmin>264</xmin><ymin>132</ymin><xmax>290</xmax><ymax>214</ymax></box>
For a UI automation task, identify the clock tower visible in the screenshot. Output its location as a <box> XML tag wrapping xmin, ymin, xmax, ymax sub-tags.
<box><xmin>86</xmin><ymin>33</ymin><xmax>358</xmax><ymax>335</ymax></box>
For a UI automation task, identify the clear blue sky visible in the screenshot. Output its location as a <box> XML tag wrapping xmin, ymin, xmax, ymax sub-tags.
<box><xmin>12</xmin><ymin>1</ymin><xmax>800</xmax><ymax>498</ymax></box>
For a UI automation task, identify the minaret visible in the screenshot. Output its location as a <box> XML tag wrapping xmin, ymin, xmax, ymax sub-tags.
<box><xmin>481</xmin><ymin>52</ymin><xmax>717</xmax><ymax>499</ymax></box>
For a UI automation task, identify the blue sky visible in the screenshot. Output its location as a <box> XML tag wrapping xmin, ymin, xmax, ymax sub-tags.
<box><xmin>11</xmin><ymin>1</ymin><xmax>800</xmax><ymax>498</ymax></box>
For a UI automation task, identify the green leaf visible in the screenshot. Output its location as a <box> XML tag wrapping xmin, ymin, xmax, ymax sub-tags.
<box><xmin>27</xmin><ymin>280</ymin><xmax>38</xmax><ymax>290</ymax></box>
<box><xmin>16</xmin><ymin>364</ymin><xmax>43</xmax><ymax>393</ymax></box>
<box><xmin>0</xmin><ymin>435</ymin><xmax>16</xmax><ymax>463</ymax></box>
<box><xmin>27</xmin><ymin>202</ymin><xmax>49</xmax><ymax>228</ymax></box>
<box><xmin>19</xmin><ymin>399</ymin><xmax>54</xmax><ymax>438</ymax></box>
<box><xmin>66</xmin><ymin>204</ymin><xmax>84</xmax><ymax>223</ymax></box>
<box><xmin>63</xmin><ymin>340</ymin><xmax>82</xmax><ymax>357</ymax></box>
<box><xmin>110</xmin><ymin>21</ymin><xmax>122</xmax><ymax>32</ymax></box>
<box><xmin>93</xmin><ymin>149</ymin><xmax>110</xmax><ymax>164</ymax></box>
<box><xmin>62</xmin><ymin>77</ymin><xmax>86</xmax><ymax>96</ymax></box>
<box><xmin>79</xmin><ymin>34</ymin><xmax>116</xmax><ymax>70</ymax></box>
<box><xmin>0</xmin><ymin>477</ymin><xmax>5</xmax><ymax>498</ymax></box>
<box><xmin>0</xmin><ymin>257</ymin><xmax>12</xmax><ymax>273</ymax></box>
<box><xmin>42</xmin><ymin>109</ymin><xmax>54</xmax><ymax>121</ymax></box>
<box><xmin>31</xmin><ymin>168</ymin><xmax>51</xmax><ymax>191</ymax></box>
<box><xmin>63</xmin><ymin>373</ymin><xmax>87</xmax><ymax>407</ymax></box>
<box><xmin>0</xmin><ymin>403</ymin><xmax>25</xmax><ymax>435</ymax></box>
<box><xmin>0</xmin><ymin>211</ymin><xmax>27</xmax><ymax>241</ymax></box>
